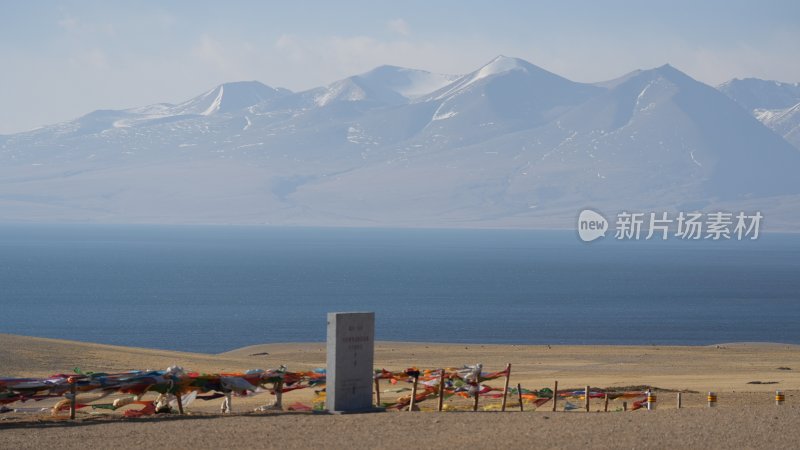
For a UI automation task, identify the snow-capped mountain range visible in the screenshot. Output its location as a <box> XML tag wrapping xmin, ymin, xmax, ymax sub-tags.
<box><xmin>1</xmin><ymin>56</ymin><xmax>799</xmax><ymax>229</ymax></box>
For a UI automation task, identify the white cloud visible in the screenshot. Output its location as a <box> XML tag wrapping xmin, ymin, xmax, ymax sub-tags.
<box><xmin>57</xmin><ymin>14</ymin><xmax>79</xmax><ymax>32</ymax></box>
<box><xmin>387</xmin><ymin>18</ymin><xmax>410</xmax><ymax>36</ymax></box>
<box><xmin>152</xmin><ymin>10</ymin><xmax>176</xmax><ymax>30</ymax></box>
<box><xmin>190</xmin><ymin>34</ymin><xmax>254</xmax><ymax>81</ymax></box>
<box><xmin>56</xmin><ymin>11</ymin><xmax>115</xmax><ymax>37</ymax></box>
<box><xmin>274</xmin><ymin>34</ymin><xmax>309</xmax><ymax>64</ymax></box>
<box><xmin>192</xmin><ymin>35</ymin><xmax>229</xmax><ymax>69</ymax></box>
<box><xmin>69</xmin><ymin>48</ymin><xmax>110</xmax><ymax>70</ymax></box>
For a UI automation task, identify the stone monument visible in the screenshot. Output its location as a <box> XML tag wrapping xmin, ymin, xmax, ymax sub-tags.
<box><xmin>326</xmin><ymin>312</ymin><xmax>376</xmax><ymax>413</ymax></box>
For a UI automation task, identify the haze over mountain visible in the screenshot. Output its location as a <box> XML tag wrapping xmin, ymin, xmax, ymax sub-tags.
<box><xmin>2</xmin><ymin>56</ymin><xmax>799</xmax><ymax>229</ymax></box>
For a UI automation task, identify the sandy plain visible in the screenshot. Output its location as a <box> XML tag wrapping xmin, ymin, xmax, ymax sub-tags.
<box><xmin>1</xmin><ymin>334</ymin><xmax>799</xmax><ymax>449</ymax></box>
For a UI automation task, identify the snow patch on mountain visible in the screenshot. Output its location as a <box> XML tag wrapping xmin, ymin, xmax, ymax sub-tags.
<box><xmin>432</xmin><ymin>110</ymin><xmax>458</xmax><ymax>121</ymax></box>
<box><xmin>755</xmin><ymin>102</ymin><xmax>800</xmax><ymax>148</ymax></box>
<box><xmin>756</xmin><ymin>103</ymin><xmax>800</xmax><ymax>124</ymax></box>
<box><xmin>314</xmin><ymin>79</ymin><xmax>369</xmax><ymax>106</ymax></box>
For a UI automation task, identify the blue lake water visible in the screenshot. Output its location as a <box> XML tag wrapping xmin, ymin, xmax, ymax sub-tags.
<box><xmin>1</xmin><ymin>224</ymin><xmax>798</xmax><ymax>353</ymax></box>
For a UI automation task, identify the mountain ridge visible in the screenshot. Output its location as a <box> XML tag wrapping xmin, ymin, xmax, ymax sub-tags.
<box><xmin>1</xmin><ymin>56</ymin><xmax>799</xmax><ymax>229</ymax></box>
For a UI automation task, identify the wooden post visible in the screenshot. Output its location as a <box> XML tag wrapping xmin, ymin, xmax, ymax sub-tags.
<box><xmin>501</xmin><ymin>363</ymin><xmax>512</xmax><ymax>412</ymax></box>
<box><xmin>517</xmin><ymin>383</ymin><xmax>524</xmax><ymax>412</ymax></box>
<box><xmin>374</xmin><ymin>377</ymin><xmax>381</xmax><ymax>407</ymax></box>
<box><xmin>677</xmin><ymin>392</ymin><xmax>682</xmax><ymax>409</ymax></box>
<box><xmin>274</xmin><ymin>380</ymin><xmax>283</xmax><ymax>411</ymax></box>
<box><xmin>224</xmin><ymin>391</ymin><xmax>232</xmax><ymax>413</ymax></box>
<box><xmin>585</xmin><ymin>385</ymin><xmax>590</xmax><ymax>412</ymax></box>
<box><xmin>437</xmin><ymin>369</ymin><xmax>445</xmax><ymax>412</ymax></box>
<box><xmin>68</xmin><ymin>377</ymin><xmax>77</xmax><ymax>420</ymax></box>
<box><xmin>604</xmin><ymin>393</ymin><xmax>609</xmax><ymax>412</ymax></box>
<box><xmin>552</xmin><ymin>380</ymin><xmax>558</xmax><ymax>412</ymax></box>
<box><xmin>472</xmin><ymin>383</ymin><xmax>480</xmax><ymax>411</ymax></box>
<box><xmin>175</xmin><ymin>391</ymin><xmax>184</xmax><ymax>415</ymax></box>
<box><xmin>408</xmin><ymin>374</ymin><xmax>419</xmax><ymax>412</ymax></box>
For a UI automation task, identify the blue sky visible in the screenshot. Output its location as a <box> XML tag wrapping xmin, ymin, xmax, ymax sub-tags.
<box><xmin>1</xmin><ymin>0</ymin><xmax>799</xmax><ymax>134</ymax></box>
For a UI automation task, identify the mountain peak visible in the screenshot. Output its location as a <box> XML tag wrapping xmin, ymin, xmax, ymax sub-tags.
<box><xmin>176</xmin><ymin>81</ymin><xmax>290</xmax><ymax>116</ymax></box>
<box><xmin>622</xmin><ymin>63</ymin><xmax>696</xmax><ymax>88</ymax></box>
<box><xmin>359</xmin><ymin>65</ymin><xmax>410</xmax><ymax>76</ymax></box>
<box><xmin>594</xmin><ymin>65</ymin><xmax>688</xmax><ymax>90</ymax></box>
<box><xmin>475</xmin><ymin>55</ymin><xmax>531</xmax><ymax>78</ymax></box>
<box><xmin>314</xmin><ymin>65</ymin><xmax>459</xmax><ymax>104</ymax></box>
<box><xmin>422</xmin><ymin>55</ymin><xmax>590</xmax><ymax>104</ymax></box>
<box><xmin>651</xmin><ymin>63</ymin><xmax>685</xmax><ymax>77</ymax></box>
